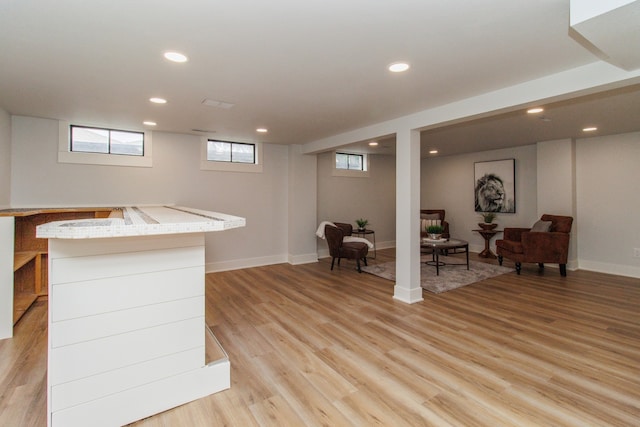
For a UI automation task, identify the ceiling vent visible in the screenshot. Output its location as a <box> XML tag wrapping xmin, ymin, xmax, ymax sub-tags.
<box><xmin>202</xmin><ymin>98</ymin><xmax>235</xmax><ymax>109</ymax></box>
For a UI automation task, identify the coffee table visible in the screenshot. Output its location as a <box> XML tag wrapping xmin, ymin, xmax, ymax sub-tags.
<box><xmin>421</xmin><ymin>238</ymin><xmax>469</xmax><ymax>275</ymax></box>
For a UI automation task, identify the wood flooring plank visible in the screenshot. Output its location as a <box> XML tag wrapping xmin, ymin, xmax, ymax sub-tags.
<box><xmin>2</xmin><ymin>249</ymin><xmax>640</xmax><ymax>426</ymax></box>
<box><xmin>250</xmin><ymin>350</ymin><xmax>355</xmax><ymax>426</ymax></box>
<box><xmin>249</xmin><ymin>395</ymin><xmax>307</xmax><ymax>427</ymax></box>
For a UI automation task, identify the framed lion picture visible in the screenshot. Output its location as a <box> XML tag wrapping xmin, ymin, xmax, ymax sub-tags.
<box><xmin>474</xmin><ymin>158</ymin><xmax>515</xmax><ymax>213</ymax></box>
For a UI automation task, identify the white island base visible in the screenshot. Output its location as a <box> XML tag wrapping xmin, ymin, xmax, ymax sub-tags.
<box><xmin>38</xmin><ymin>206</ymin><xmax>245</xmax><ymax>427</ymax></box>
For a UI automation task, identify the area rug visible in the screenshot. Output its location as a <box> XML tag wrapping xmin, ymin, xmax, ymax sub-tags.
<box><xmin>361</xmin><ymin>255</ymin><xmax>514</xmax><ymax>294</ymax></box>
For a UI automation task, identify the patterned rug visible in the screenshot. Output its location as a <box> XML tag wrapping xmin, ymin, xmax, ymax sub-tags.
<box><xmin>361</xmin><ymin>255</ymin><xmax>514</xmax><ymax>294</ymax></box>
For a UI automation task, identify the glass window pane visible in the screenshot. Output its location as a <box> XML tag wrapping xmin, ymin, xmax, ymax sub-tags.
<box><xmin>336</xmin><ymin>153</ymin><xmax>348</xmax><ymax>169</ymax></box>
<box><xmin>71</xmin><ymin>127</ymin><xmax>108</xmax><ymax>153</ymax></box>
<box><xmin>110</xmin><ymin>130</ymin><xmax>144</xmax><ymax>156</ymax></box>
<box><xmin>207</xmin><ymin>140</ymin><xmax>231</xmax><ymax>161</ymax></box>
<box><xmin>348</xmin><ymin>154</ymin><xmax>363</xmax><ymax>170</ymax></box>
<box><xmin>232</xmin><ymin>143</ymin><xmax>255</xmax><ymax>163</ymax></box>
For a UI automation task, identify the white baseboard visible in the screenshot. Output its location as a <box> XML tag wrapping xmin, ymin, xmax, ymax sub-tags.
<box><xmin>578</xmin><ymin>259</ymin><xmax>640</xmax><ymax>279</ymax></box>
<box><xmin>376</xmin><ymin>240</ymin><xmax>396</xmax><ymax>250</ymax></box>
<box><xmin>206</xmin><ymin>248</ymin><xmax>639</xmax><ymax>280</ymax></box>
<box><xmin>205</xmin><ymin>254</ymin><xmax>288</xmax><ymax>273</ymax></box>
<box><xmin>288</xmin><ymin>253</ymin><xmax>318</xmax><ymax>265</ymax></box>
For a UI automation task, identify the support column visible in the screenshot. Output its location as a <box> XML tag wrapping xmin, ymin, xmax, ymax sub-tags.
<box><xmin>393</xmin><ymin>128</ymin><xmax>423</xmax><ymax>304</ymax></box>
<box><xmin>287</xmin><ymin>144</ymin><xmax>318</xmax><ymax>265</ymax></box>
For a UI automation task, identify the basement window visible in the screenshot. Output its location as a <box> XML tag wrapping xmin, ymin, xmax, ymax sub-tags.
<box><xmin>70</xmin><ymin>125</ymin><xmax>144</xmax><ymax>156</ymax></box>
<box><xmin>336</xmin><ymin>153</ymin><xmax>364</xmax><ymax>170</ymax></box>
<box><xmin>200</xmin><ymin>138</ymin><xmax>263</xmax><ymax>173</ymax></box>
<box><xmin>332</xmin><ymin>152</ymin><xmax>370</xmax><ymax>177</ymax></box>
<box><xmin>206</xmin><ymin>140</ymin><xmax>255</xmax><ymax>163</ymax></box>
<box><xmin>58</xmin><ymin>122</ymin><xmax>152</xmax><ymax>167</ymax></box>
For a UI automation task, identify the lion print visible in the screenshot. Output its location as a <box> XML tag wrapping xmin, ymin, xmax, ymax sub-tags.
<box><xmin>475</xmin><ymin>173</ymin><xmax>514</xmax><ymax>212</ymax></box>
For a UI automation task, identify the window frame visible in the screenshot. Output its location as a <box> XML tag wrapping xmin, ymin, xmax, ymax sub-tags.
<box><xmin>335</xmin><ymin>152</ymin><xmax>365</xmax><ymax>171</ymax></box>
<box><xmin>332</xmin><ymin>151</ymin><xmax>370</xmax><ymax>177</ymax></box>
<box><xmin>205</xmin><ymin>140</ymin><xmax>256</xmax><ymax>164</ymax></box>
<box><xmin>200</xmin><ymin>137</ymin><xmax>263</xmax><ymax>173</ymax></box>
<box><xmin>58</xmin><ymin>121</ymin><xmax>152</xmax><ymax>168</ymax></box>
<box><xmin>70</xmin><ymin>125</ymin><xmax>145</xmax><ymax>157</ymax></box>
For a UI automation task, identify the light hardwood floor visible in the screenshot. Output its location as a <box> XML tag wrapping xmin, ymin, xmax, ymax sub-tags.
<box><xmin>1</xmin><ymin>249</ymin><xmax>639</xmax><ymax>426</ymax></box>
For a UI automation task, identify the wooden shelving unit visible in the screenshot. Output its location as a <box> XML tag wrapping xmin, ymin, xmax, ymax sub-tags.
<box><xmin>14</xmin><ymin>251</ymin><xmax>39</xmax><ymax>270</ymax></box>
<box><xmin>1</xmin><ymin>207</ymin><xmax>115</xmax><ymax>327</ymax></box>
<box><xmin>13</xmin><ymin>251</ymin><xmax>41</xmax><ymax>324</ymax></box>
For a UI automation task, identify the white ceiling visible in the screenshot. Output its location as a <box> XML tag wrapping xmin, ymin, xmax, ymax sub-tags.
<box><xmin>0</xmin><ymin>0</ymin><xmax>638</xmax><ymax>151</ymax></box>
<box><xmin>344</xmin><ymin>83</ymin><xmax>640</xmax><ymax>157</ymax></box>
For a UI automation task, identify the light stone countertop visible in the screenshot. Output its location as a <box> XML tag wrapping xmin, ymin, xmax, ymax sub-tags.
<box><xmin>36</xmin><ymin>206</ymin><xmax>246</xmax><ymax>239</ymax></box>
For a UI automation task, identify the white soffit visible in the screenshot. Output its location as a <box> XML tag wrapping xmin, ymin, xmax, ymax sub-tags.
<box><xmin>570</xmin><ymin>0</ymin><xmax>640</xmax><ymax>71</ymax></box>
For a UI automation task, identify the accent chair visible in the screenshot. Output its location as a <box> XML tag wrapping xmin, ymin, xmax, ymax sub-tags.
<box><xmin>496</xmin><ymin>214</ymin><xmax>573</xmax><ymax>276</ymax></box>
<box><xmin>324</xmin><ymin>223</ymin><xmax>368</xmax><ymax>273</ymax></box>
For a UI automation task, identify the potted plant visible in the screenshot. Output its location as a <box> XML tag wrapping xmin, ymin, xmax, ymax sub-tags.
<box><xmin>426</xmin><ymin>224</ymin><xmax>444</xmax><ymax>240</ymax></box>
<box><xmin>355</xmin><ymin>218</ymin><xmax>369</xmax><ymax>231</ymax></box>
<box><xmin>479</xmin><ymin>212</ymin><xmax>498</xmax><ymax>230</ymax></box>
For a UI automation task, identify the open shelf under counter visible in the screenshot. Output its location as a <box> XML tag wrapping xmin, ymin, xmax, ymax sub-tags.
<box><xmin>1</xmin><ymin>207</ymin><xmax>120</xmax><ymax>333</ymax></box>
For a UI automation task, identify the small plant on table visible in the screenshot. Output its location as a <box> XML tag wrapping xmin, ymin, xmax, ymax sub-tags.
<box><xmin>355</xmin><ymin>218</ymin><xmax>369</xmax><ymax>231</ymax></box>
<box><xmin>426</xmin><ymin>224</ymin><xmax>444</xmax><ymax>239</ymax></box>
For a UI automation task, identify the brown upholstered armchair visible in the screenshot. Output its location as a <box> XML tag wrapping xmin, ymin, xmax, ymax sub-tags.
<box><xmin>325</xmin><ymin>223</ymin><xmax>368</xmax><ymax>273</ymax></box>
<box><xmin>420</xmin><ymin>209</ymin><xmax>450</xmax><ymax>239</ymax></box>
<box><xmin>496</xmin><ymin>214</ymin><xmax>573</xmax><ymax>276</ymax></box>
<box><xmin>333</xmin><ymin>222</ymin><xmax>353</xmax><ymax>237</ymax></box>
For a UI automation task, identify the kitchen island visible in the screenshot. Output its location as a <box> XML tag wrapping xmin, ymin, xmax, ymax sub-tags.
<box><xmin>36</xmin><ymin>206</ymin><xmax>245</xmax><ymax>427</ymax></box>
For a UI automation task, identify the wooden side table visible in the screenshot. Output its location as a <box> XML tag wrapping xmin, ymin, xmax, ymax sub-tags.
<box><xmin>473</xmin><ymin>229</ymin><xmax>502</xmax><ymax>258</ymax></box>
<box><xmin>352</xmin><ymin>229</ymin><xmax>376</xmax><ymax>259</ymax></box>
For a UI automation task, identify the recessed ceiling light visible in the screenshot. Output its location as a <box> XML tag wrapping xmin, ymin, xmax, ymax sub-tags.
<box><xmin>149</xmin><ymin>97</ymin><xmax>167</xmax><ymax>104</ymax></box>
<box><xmin>369</xmin><ymin>141</ymin><xmax>378</xmax><ymax>146</ymax></box>
<box><xmin>256</xmin><ymin>128</ymin><xmax>268</xmax><ymax>133</ymax></box>
<box><xmin>583</xmin><ymin>126</ymin><xmax>598</xmax><ymax>132</ymax></box>
<box><xmin>429</xmin><ymin>149</ymin><xmax>438</xmax><ymax>154</ymax></box>
<box><xmin>163</xmin><ymin>51</ymin><xmax>188</xmax><ymax>63</ymax></box>
<box><xmin>388</xmin><ymin>62</ymin><xmax>410</xmax><ymax>73</ymax></box>
<box><xmin>143</xmin><ymin>121</ymin><xmax>156</xmax><ymax>126</ymax></box>
<box><xmin>527</xmin><ymin>107</ymin><xmax>544</xmax><ymax>114</ymax></box>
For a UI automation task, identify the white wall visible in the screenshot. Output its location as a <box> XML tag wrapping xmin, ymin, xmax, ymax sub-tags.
<box><xmin>0</xmin><ymin>216</ymin><xmax>14</xmax><ymax>339</ymax></box>
<box><xmin>0</xmin><ymin>108</ymin><xmax>10</xmax><ymax>209</ymax></box>
<box><xmin>537</xmin><ymin>139</ymin><xmax>578</xmax><ymax>266</ymax></box>
<box><xmin>576</xmin><ymin>131</ymin><xmax>640</xmax><ymax>277</ymax></box>
<box><xmin>9</xmin><ymin>115</ymin><xmax>640</xmax><ymax>278</ymax></box>
<box><xmin>316</xmin><ymin>152</ymin><xmax>396</xmax><ymax>255</ymax></box>
<box><xmin>10</xmin><ymin>116</ymin><xmax>290</xmax><ymax>271</ymax></box>
<box><xmin>421</xmin><ymin>134</ymin><xmax>640</xmax><ymax>278</ymax></box>
<box><xmin>316</xmin><ymin>143</ymin><xmax>541</xmax><ymax>258</ymax></box>
<box><xmin>287</xmin><ymin>144</ymin><xmax>318</xmax><ymax>264</ymax></box>
<box><xmin>421</xmin><ymin>145</ymin><xmax>539</xmax><ymax>254</ymax></box>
